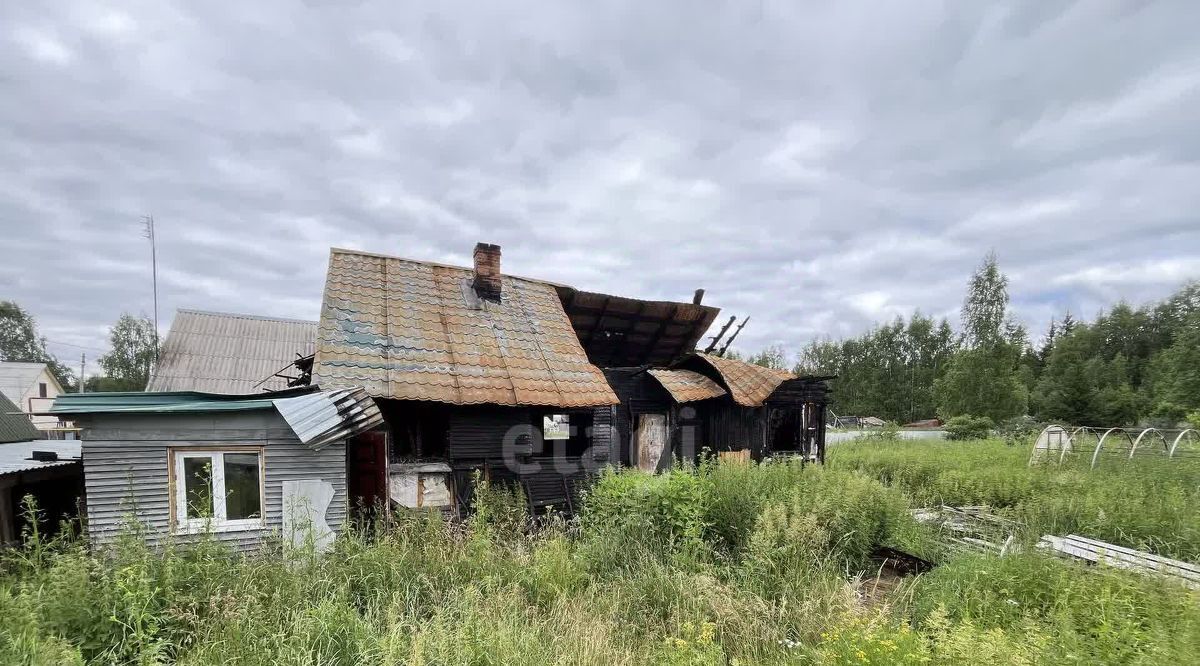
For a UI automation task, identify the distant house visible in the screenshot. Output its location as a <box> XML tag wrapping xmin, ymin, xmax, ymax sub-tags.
<box><xmin>834</xmin><ymin>415</ymin><xmax>886</xmax><ymax>429</ymax></box>
<box><xmin>0</xmin><ymin>362</ymin><xmax>66</xmax><ymax>431</ymax></box>
<box><xmin>147</xmin><ymin>309</ymin><xmax>318</xmax><ymax>393</ymax></box>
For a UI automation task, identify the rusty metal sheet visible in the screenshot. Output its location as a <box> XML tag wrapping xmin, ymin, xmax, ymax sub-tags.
<box><xmin>312</xmin><ymin>248</ymin><xmax>617</xmax><ymax>407</ymax></box>
<box><xmin>647</xmin><ymin>368</ymin><xmax>727</xmax><ymax>403</ymax></box>
<box><xmin>691</xmin><ymin>352</ymin><xmax>794</xmax><ymax>407</ymax></box>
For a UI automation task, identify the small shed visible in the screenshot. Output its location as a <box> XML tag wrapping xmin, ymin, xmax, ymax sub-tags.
<box><xmin>0</xmin><ymin>439</ymin><xmax>82</xmax><ymax>546</ymax></box>
<box><xmin>49</xmin><ymin>387</ymin><xmax>381</xmax><ymax>551</ymax></box>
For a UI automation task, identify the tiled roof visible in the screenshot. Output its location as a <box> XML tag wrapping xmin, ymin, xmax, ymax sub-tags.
<box><xmin>147</xmin><ymin>310</ymin><xmax>317</xmax><ymax>393</ymax></box>
<box><xmin>690</xmin><ymin>352</ymin><xmax>794</xmax><ymax>407</ymax></box>
<box><xmin>312</xmin><ymin>248</ymin><xmax>617</xmax><ymax>408</ymax></box>
<box><xmin>648</xmin><ymin>369</ymin><xmax>727</xmax><ymax>403</ymax></box>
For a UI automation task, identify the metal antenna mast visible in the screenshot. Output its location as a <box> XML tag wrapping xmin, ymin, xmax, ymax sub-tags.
<box><xmin>143</xmin><ymin>215</ymin><xmax>159</xmax><ymax>365</ymax></box>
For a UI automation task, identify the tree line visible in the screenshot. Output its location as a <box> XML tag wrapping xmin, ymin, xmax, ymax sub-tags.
<box><xmin>0</xmin><ymin>302</ymin><xmax>159</xmax><ymax>392</ymax></box>
<box><xmin>744</xmin><ymin>254</ymin><xmax>1199</xmax><ymax>428</ymax></box>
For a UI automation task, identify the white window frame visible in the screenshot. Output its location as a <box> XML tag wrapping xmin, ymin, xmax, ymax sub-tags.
<box><xmin>170</xmin><ymin>448</ymin><xmax>266</xmax><ymax>534</ymax></box>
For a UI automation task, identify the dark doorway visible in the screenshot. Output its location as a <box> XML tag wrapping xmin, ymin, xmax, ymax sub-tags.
<box><xmin>347</xmin><ymin>431</ymin><xmax>388</xmax><ymax>520</ymax></box>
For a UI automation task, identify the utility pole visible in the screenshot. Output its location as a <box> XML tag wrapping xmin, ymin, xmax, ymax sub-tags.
<box><xmin>143</xmin><ymin>215</ymin><xmax>159</xmax><ymax>365</ymax></box>
<box><xmin>79</xmin><ymin>353</ymin><xmax>86</xmax><ymax>393</ymax></box>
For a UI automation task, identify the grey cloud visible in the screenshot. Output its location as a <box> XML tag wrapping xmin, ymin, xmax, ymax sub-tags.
<box><xmin>1</xmin><ymin>0</ymin><xmax>1197</xmax><ymax>369</ymax></box>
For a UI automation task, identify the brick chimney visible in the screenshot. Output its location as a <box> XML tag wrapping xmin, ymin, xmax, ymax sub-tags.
<box><xmin>473</xmin><ymin>242</ymin><xmax>502</xmax><ymax>301</ymax></box>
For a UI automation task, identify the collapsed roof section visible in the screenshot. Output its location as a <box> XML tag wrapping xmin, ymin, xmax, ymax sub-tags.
<box><xmin>312</xmin><ymin>248</ymin><xmax>617</xmax><ymax>408</ymax></box>
<box><xmin>554</xmin><ymin>287</ymin><xmax>720</xmax><ymax>368</ymax></box>
<box><xmin>647</xmin><ymin>368</ymin><xmax>727</xmax><ymax>403</ymax></box>
<box><xmin>677</xmin><ymin>352</ymin><xmax>797</xmax><ymax>407</ymax></box>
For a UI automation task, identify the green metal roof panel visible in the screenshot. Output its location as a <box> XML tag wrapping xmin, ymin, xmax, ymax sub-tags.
<box><xmin>47</xmin><ymin>387</ymin><xmax>315</xmax><ymax>415</ymax></box>
<box><xmin>0</xmin><ymin>392</ymin><xmax>41</xmax><ymax>443</ymax></box>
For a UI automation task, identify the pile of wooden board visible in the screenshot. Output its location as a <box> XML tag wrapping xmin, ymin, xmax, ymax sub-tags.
<box><xmin>911</xmin><ymin>505</ymin><xmax>1019</xmax><ymax>555</ymax></box>
<box><xmin>1038</xmin><ymin>534</ymin><xmax>1200</xmax><ymax>589</ymax></box>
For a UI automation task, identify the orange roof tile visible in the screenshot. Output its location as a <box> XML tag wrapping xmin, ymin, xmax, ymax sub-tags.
<box><xmin>647</xmin><ymin>369</ymin><xmax>727</xmax><ymax>403</ymax></box>
<box><xmin>691</xmin><ymin>352</ymin><xmax>794</xmax><ymax>407</ymax></box>
<box><xmin>312</xmin><ymin>249</ymin><xmax>617</xmax><ymax>407</ymax></box>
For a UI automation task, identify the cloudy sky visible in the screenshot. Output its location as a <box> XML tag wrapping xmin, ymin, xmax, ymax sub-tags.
<box><xmin>2</xmin><ymin>1</ymin><xmax>1198</xmax><ymax>372</ymax></box>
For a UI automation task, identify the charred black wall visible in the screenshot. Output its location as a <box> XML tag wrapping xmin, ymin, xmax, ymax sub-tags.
<box><xmin>692</xmin><ymin>400</ymin><xmax>767</xmax><ymax>458</ymax></box>
<box><xmin>602</xmin><ymin>367</ymin><xmax>674</xmax><ymax>466</ymax></box>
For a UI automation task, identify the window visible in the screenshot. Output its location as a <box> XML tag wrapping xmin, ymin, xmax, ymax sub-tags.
<box><xmin>537</xmin><ymin>411</ymin><xmax>594</xmax><ymax>457</ymax></box>
<box><xmin>38</xmin><ymin>382</ymin><xmax>47</xmax><ymax>398</ymax></box>
<box><xmin>171</xmin><ymin>448</ymin><xmax>264</xmax><ymax>533</ymax></box>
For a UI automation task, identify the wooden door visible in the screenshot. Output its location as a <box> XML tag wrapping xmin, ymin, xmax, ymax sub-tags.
<box><xmin>635</xmin><ymin>413</ymin><xmax>668</xmax><ymax>472</ymax></box>
<box><xmin>348</xmin><ymin>431</ymin><xmax>388</xmax><ymax>518</ymax></box>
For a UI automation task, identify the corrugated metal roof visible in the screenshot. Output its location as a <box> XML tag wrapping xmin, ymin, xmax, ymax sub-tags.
<box><xmin>0</xmin><ymin>392</ymin><xmax>40</xmax><ymax>443</ymax></box>
<box><xmin>689</xmin><ymin>353</ymin><xmax>795</xmax><ymax>407</ymax></box>
<box><xmin>146</xmin><ymin>310</ymin><xmax>317</xmax><ymax>393</ymax></box>
<box><xmin>0</xmin><ymin>439</ymin><xmax>80</xmax><ymax>476</ymax></box>
<box><xmin>312</xmin><ymin>248</ymin><xmax>617</xmax><ymax>408</ymax></box>
<box><xmin>272</xmin><ymin>387</ymin><xmax>383</xmax><ymax>450</ymax></box>
<box><xmin>555</xmin><ymin>288</ymin><xmax>721</xmax><ymax>367</ymax></box>
<box><xmin>48</xmin><ymin>387</ymin><xmax>314</xmax><ymax>415</ymax></box>
<box><xmin>648</xmin><ymin>369</ymin><xmax>727</xmax><ymax>403</ymax></box>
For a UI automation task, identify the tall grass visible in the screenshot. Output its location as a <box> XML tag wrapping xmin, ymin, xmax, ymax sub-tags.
<box><xmin>830</xmin><ymin>438</ymin><xmax>1200</xmax><ymax>561</ymax></box>
<box><xmin>1</xmin><ymin>458</ymin><xmax>1197</xmax><ymax>664</ymax></box>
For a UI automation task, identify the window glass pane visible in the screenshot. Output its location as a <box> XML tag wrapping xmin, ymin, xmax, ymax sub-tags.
<box><xmin>543</xmin><ymin>414</ymin><xmax>570</xmax><ymax>440</ymax></box>
<box><xmin>223</xmin><ymin>453</ymin><xmax>261</xmax><ymax>520</ymax></box>
<box><xmin>183</xmin><ymin>457</ymin><xmax>214</xmax><ymax>519</ymax></box>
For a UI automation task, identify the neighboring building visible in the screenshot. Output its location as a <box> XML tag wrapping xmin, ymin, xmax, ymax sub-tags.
<box><xmin>147</xmin><ymin>309</ymin><xmax>318</xmax><ymax>393</ymax></box>
<box><xmin>0</xmin><ymin>393</ymin><xmax>40</xmax><ymax>444</ymax></box>
<box><xmin>833</xmin><ymin>415</ymin><xmax>886</xmax><ymax>429</ymax></box>
<box><xmin>49</xmin><ymin>387</ymin><xmax>380</xmax><ymax>551</ymax></box>
<box><xmin>0</xmin><ymin>439</ymin><xmax>82</xmax><ymax>547</ymax></box>
<box><xmin>0</xmin><ymin>361</ymin><xmax>66</xmax><ymax>430</ymax></box>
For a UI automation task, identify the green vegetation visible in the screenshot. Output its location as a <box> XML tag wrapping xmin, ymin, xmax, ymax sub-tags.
<box><xmin>790</xmin><ymin>255</ymin><xmax>1200</xmax><ymax>428</ymax></box>
<box><xmin>831</xmin><ymin>438</ymin><xmax>1200</xmax><ymax>562</ymax></box>
<box><xmin>942</xmin><ymin>415</ymin><xmax>994</xmax><ymax>440</ymax></box>
<box><xmin>3</xmin><ymin>447</ymin><xmax>1198</xmax><ymax>664</ymax></box>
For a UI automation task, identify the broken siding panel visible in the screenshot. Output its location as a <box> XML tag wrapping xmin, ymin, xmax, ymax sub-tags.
<box><xmin>82</xmin><ymin>417</ymin><xmax>346</xmax><ymax>551</ymax></box>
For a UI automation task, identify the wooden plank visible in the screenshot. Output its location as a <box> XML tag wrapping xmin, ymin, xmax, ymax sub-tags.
<box><xmin>1064</xmin><ymin>535</ymin><xmax>1200</xmax><ymax>575</ymax></box>
<box><xmin>1039</xmin><ymin>535</ymin><xmax>1200</xmax><ymax>588</ymax></box>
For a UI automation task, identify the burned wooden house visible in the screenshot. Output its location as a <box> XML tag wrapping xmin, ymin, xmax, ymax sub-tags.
<box><xmin>311</xmin><ymin>244</ymin><xmax>619</xmax><ymax>514</ymax></box>
<box><xmin>597</xmin><ymin>353</ymin><xmax>832</xmax><ymax>471</ymax></box>
<box><xmin>56</xmin><ymin>241</ymin><xmax>831</xmax><ymax>548</ymax></box>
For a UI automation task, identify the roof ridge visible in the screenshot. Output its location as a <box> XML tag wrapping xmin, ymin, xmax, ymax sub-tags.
<box><xmin>328</xmin><ymin>247</ymin><xmax>572</xmax><ymax>289</ymax></box>
<box><xmin>176</xmin><ymin>309</ymin><xmax>318</xmax><ymax>325</ymax></box>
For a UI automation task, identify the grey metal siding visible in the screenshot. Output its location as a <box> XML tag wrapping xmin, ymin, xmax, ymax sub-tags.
<box><xmin>80</xmin><ymin>410</ymin><xmax>346</xmax><ymax>551</ymax></box>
